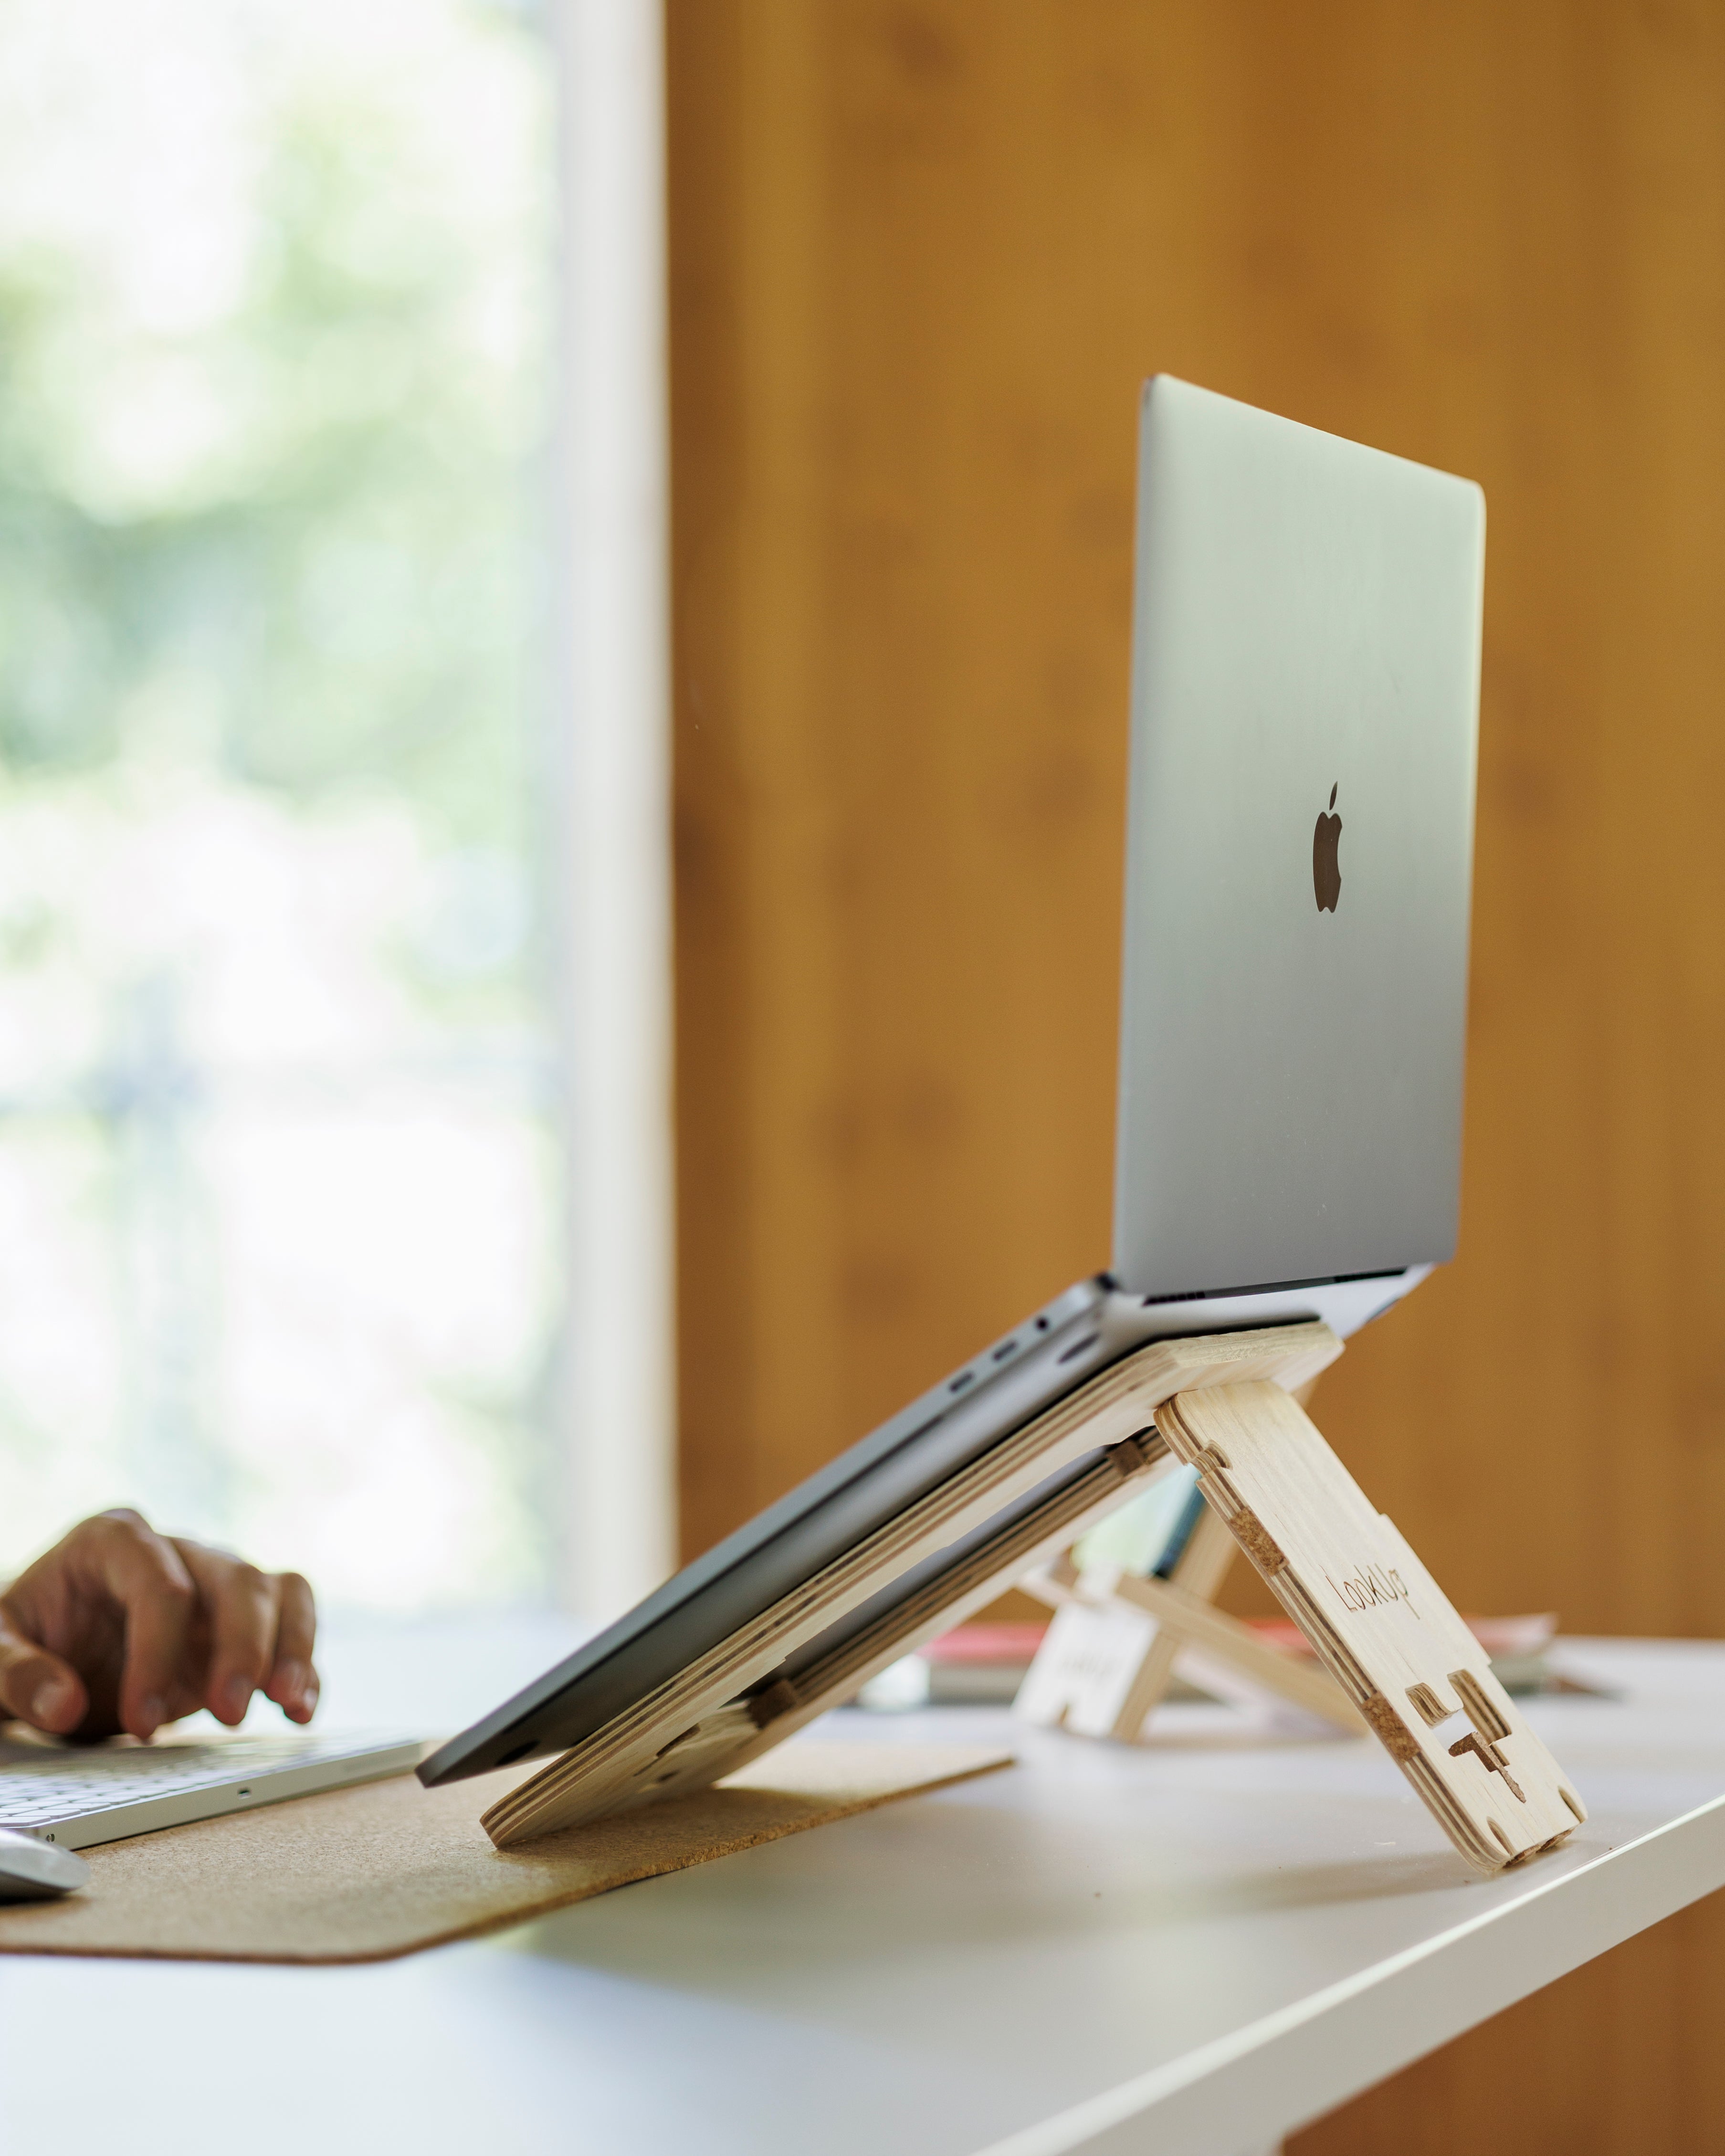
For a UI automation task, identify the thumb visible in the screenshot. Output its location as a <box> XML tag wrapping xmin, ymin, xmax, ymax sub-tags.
<box><xmin>0</xmin><ymin>1603</ymin><xmax>86</xmax><ymax>1735</ymax></box>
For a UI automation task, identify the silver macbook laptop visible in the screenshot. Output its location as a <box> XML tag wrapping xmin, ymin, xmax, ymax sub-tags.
<box><xmin>1</xmin><ymin>376</ymin><xmax>1484</xmax><ymax>1843</ymax></box>
<box><xmin>418</xmin><ymin>375</ymin><xmax>1486</xmax><ymax>1791</ymax></box>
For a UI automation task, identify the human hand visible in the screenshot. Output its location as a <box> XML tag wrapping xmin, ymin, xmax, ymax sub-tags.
<box><xmin>0</xmin><ymin>1509</ymin><xmax>318</xmax><ymax>1742</ymax></box>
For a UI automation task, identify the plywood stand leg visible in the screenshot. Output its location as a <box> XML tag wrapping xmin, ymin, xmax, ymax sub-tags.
<box><xmin>482</xmin><ymin>1322</ymin><xmax>1585</xmax><ymax>1875</ymax></box>
<box><xmin>1152</xmin><ymin>1376</ymin><xmax>1586</xmax><ymax>1870</ymax></box>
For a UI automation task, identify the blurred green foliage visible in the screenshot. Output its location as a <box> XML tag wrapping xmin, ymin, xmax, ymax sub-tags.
<box><xmin>0</xmin><ymin>11</ymin><xmax>547</xmax><ymax>852</ymax></box>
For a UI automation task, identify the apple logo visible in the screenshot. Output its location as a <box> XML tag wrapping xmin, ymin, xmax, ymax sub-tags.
<box><xmin>1313</xmin><ymin>784</ymin><xmax>1342</xmax><ymax>912</ymax></box>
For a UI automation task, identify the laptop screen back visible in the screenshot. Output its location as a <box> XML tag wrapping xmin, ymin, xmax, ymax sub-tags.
<box><xmin>1112</xmin><ymin>378</ymin><xmax>1483</xmax><ymax>1299</ymax></box>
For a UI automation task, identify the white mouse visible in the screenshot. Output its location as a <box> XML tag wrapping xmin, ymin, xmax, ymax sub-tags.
<box><xmin>0</xmin><ymin>1825</ymin><xmax>91</xmax><ymax>1901</ymax></box>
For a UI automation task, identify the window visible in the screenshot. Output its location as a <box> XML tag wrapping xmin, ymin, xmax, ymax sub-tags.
<box><xmin>0</xmin><ymin>0</ymin><xmax>570</xmax><ymax>1609</ymax></box>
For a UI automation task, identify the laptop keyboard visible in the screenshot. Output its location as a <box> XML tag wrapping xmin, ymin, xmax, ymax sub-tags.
<box><xmin>0</xmin><ymin>1733</ymin><xmax>404</xmax><ymax>1826</ymax></box>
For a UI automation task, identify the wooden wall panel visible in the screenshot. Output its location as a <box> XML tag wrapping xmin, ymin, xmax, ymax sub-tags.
<box><xmin>666</xmin><ymin>8</ymin><xmax>1725</xmax><ymax>2145</ymax></box>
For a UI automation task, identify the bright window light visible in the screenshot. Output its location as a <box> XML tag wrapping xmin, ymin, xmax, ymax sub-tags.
<box><xmin>0</xmin><ymin>0</ymin><xmax>572</xmax><ymax>1610</ymax></box>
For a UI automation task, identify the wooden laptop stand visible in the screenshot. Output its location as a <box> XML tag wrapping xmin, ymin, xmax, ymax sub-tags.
<box><xmin>484</xmin><ymin>1322</ymin><xmax>1585</xmax><ymax>1875</ymax></box>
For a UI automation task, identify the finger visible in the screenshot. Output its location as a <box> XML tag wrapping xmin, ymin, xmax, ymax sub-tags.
<box><xmin>261</xmin><ymin>1573</ymin><xmax>319</xmax><ymax>1724</ymax></box>
<box><xmin>74</xmin><ymin>1512</ymin><xmax>197</xmax><ymax>1740</ymax></box>
<box><xmin>171</xmin><ymin>1541</ymin><xmax>280</xmax><ymax>1727</ymax></box>
<box><xmin>0</xmin><ymin>1601</ymin><xmax>86</xmax><ymax>1735</ymax></box>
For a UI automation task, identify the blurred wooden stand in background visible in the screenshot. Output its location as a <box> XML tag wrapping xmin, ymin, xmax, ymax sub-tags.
<box><xmin>1015</xmin><ymin>1498</ymin><xmax>1367</xmax><ymax>1742</ymax></box>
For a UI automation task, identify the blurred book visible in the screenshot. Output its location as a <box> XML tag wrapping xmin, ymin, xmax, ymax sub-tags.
<box><xmin>858</xmin><ymin>1607</ymin><xmax>1609</xmax><ymax>1710</ymax></box>
<box><xmin>1243</xmin><ymin>1610</ymin><xmax>1608</xmax><ymax>1696</ymax></box>
<box><xmin>1071</xmin><ymin>1464</ymin><xmax>1207</xmax><ymax>1580</ymax></box>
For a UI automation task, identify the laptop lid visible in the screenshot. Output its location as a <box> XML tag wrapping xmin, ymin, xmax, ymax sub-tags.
<box><xmin>1113</xmin><ymin>377</ymin><xmax>1483</xmax><ymax>1299</ymax></box>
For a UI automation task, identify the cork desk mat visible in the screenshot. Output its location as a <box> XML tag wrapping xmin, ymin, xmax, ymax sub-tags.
<box><xmin>0</xmin><ymin>1741</ymin><xmax>1012</xmax><ymax>1966</ymax></box>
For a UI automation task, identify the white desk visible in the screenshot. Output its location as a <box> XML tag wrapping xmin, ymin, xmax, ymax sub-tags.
<box><xmin>2</xmin><ymin>1633</ymin><xmax>1722</xmax><ymax>2156</ymax></box>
